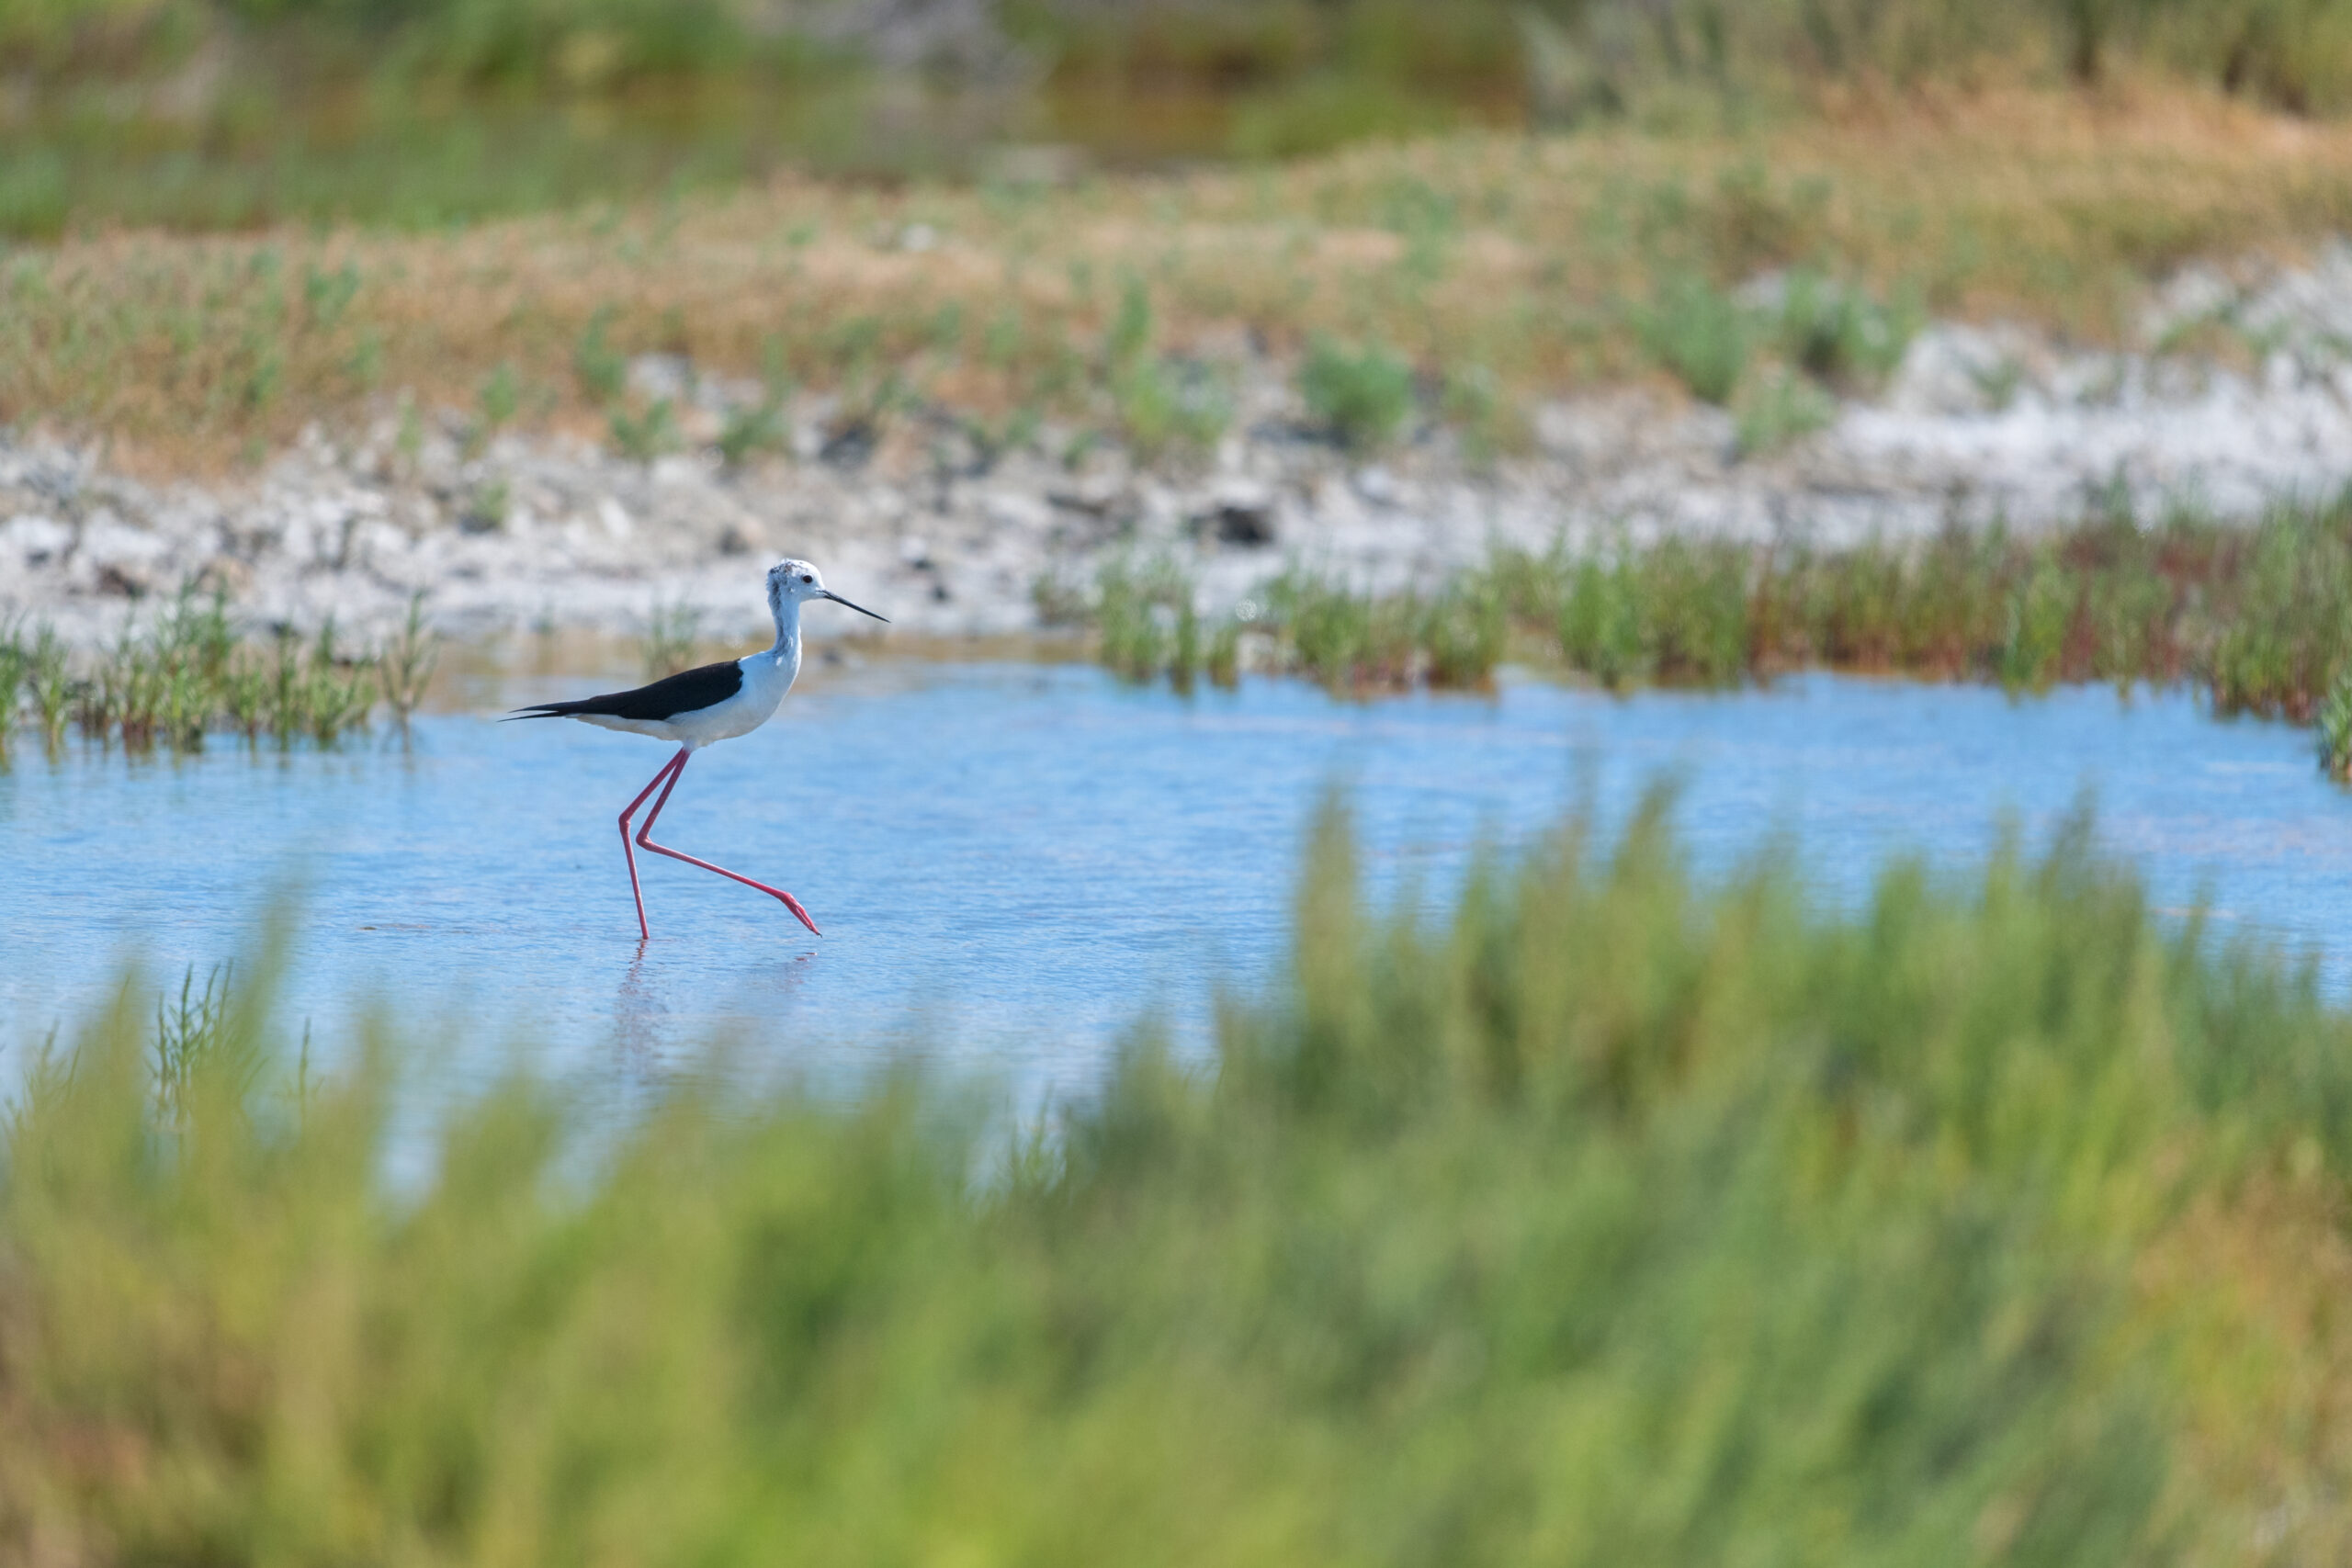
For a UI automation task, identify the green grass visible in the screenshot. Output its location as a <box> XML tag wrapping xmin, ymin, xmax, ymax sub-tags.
<box><xmin>0</xmin><ymin>586</ymin><xmax>434</xmax><ymax>753</ymax></box>
<box><xmin>1770</xmin><ymin>268</ymin><xmax>1921</xmax><ymax>391</ymax></box>
<box><xmin>15</xmin><ymin>795</ymin><xmax>2352</xmax><ymax>1559</ymax></box>
<box><xmin>1077</xmin><ymin>493</ymin><xmax>2352</xmax><ymax>764</ymax></box>
<box><xmin>1635</xmin><ymin>268</ymin><xmax>1917</xmax><ymax>413</ymax></box>
<box><xmin>607</xmin><ymin>394</ymin><xmax>683</xmax><ymax>462</ymax></box>
<box><xmin>639</xmin><ymin>599</ymin><xmax>704</xmax><ymax>679</ymax></box>
<box><xmin>2321</xmin><ymin>666</ymin><xmax>2352</xmax><ymax>780</ymax></box>
<box><xmin>1107</xmin><ymin>280</ymin><xmax>1235</xmax><ymax>463</ymax></box>
<box><xmin>1734</xmin><ymin>365</ymin><xmax>1837</xmax><ymax>455</ymax></box>
<box><xmin>1079</xmin><ymin>560</ymin><xmax>1499</xmax><ymax>694</ymax></box>
<box><xmin>1297</xmin><ymin>335</ymin><xmax>1418</xmax><ymax>449</ymax></box>
<box><xmin>1634</xmin><ymin>270</ymin><xmax>1753</xmax><ymax>405</ymax></box>
<box><xmin>1092</xmin><ymin>555</ymin><xmax>1207</xmax><ymax>687</ymax></box>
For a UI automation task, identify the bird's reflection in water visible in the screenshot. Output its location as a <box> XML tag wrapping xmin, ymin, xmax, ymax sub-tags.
<box><xmin>611</xmin><ymin>942</ymin><xmax>818</xmax><ymax>1093</ymax></box>
<box><xmin>612</xmin><ymin>945</ymin><xmax>673</xmax><ymax>1076</ymax></box>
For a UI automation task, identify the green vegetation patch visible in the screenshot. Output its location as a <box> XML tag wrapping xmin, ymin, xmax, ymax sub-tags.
<box><xmin>1297</xmin><ymin>334</ymin><xmax>1419</xmax><ymax>449</ymax></box>
<box><xmin>1074</xmin><ymin>496</ymin><xmax>2352</xmax><ymax>761</ymax></box>
<box><xmin>10</xmin><ymin>797</ymin><xmax>2352</xmax><ymax>1559</ymax></box>
<box><xmin>0</xmin><ymin>586</ymin><xmax>436</xmax><ymax>754</ymax></box>
<box><xmin>1106</xmin><ymin>279</ymin><xmax>1235</xmax><ymax>463</ymax></box>
<box><xmin>1634</xmin><ymin>269</ymin><xmax>1752</xmax><ymax>405</ymax></box>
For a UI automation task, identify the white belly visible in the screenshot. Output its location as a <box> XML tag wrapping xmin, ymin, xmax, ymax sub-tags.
<box><xmin>674</xmin><ymin>676</ymin><xmax>785</xmax><ymax>745</ymax></box>
<box><xmin>579</xmin><ymin>713</ymin><xmax>688</xmax><ymax>740</ymax></box>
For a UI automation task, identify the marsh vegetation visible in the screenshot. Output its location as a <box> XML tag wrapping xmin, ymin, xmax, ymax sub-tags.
<box><xmin>1075</xmin><ymin>491</ymin><xmax>2352</xmax><ymax>775</ymax></box>
<box><xmin>0</xmin><ymin>587</ymin><xmax>436</xmax><ymax>752</ymax></box>
<box><xmin>33</xmin><ymin>471</ymin><xmax>2352</xmax><ymax>772</ymax></box>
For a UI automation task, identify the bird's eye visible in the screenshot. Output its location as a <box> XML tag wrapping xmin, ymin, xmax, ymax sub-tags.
<box><xmin>801</xmin><ymin>574</ymin><xmax>814</xmax><ymax>583</ymax></box>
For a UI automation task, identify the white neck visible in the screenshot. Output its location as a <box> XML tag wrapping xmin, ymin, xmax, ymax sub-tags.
<box><xmin>768</xmin><ymin>595</ymin><xmax>802</xmax><ymax>660</ymax></box>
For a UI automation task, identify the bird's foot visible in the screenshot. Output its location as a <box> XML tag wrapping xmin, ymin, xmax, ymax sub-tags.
<box><xmin>776</xmin><ymin>891</ymin><xmax>821</xmax><ymax>937</ymax></box>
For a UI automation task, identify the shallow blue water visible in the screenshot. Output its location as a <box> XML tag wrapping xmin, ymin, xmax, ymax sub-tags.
<box><xmin>5</xmin><ymin>662</ymin><xmax>2350</xmax><ymax>1122</ymax></box>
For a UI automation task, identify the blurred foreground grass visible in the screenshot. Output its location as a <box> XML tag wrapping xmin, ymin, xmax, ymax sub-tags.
<box><xmin>12</xmin><ymin>798</ymin><xmax>2352</xmax><ymax>1560</ymax></box>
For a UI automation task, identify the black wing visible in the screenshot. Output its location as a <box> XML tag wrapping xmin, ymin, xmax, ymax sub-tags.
<box><xmin>505</xmin><ymin>659</ymin><xmax>744</xmax><ymax>723</ymax></box>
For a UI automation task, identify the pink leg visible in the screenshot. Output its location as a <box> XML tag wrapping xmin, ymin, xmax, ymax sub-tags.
<box><xmin>636</xmin><ymin>750</ymin><xmax>822</xmax><ymax>937</ymax></box>
<box><xmin>617</xmin><ymin>747</ymin><xmax>689</xmax><ymax>941</ymax></box>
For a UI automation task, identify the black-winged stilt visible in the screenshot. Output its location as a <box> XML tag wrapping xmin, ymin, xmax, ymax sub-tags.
<box><xmin>509</xmin><ymin>558</ymin><xmax>887</xmax><ymax>941</ymax></box>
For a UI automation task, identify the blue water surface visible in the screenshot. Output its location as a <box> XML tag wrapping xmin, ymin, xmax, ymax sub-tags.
<box><xmin>5</xmin><ymin>662</ymin><xmax>2348</xmax><ymax>1126</ymax></box>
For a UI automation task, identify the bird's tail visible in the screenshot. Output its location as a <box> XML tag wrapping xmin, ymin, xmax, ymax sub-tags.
<box><xmin>503</xmin><ymin>687</ymin><xmax>651</xmax><ymax>721</ymax></box>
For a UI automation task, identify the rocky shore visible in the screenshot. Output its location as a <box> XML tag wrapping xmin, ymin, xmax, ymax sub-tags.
<box><xmin>11</xmin><ymin>250</ymin><xmax>2352</xmax><ymax>650</ymax></box>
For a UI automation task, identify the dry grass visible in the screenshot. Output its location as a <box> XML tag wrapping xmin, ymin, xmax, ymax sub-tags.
<box><xmin>11</xmin><ymin>85</ymin><xmax>2352</xmax><ymax>469</ymax></box>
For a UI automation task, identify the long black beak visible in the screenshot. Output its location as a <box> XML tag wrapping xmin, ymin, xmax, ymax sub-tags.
<box><xmin>819</xmin><ymin>588</ymin><xmax>889</xmax><ymax>624</ymax></box>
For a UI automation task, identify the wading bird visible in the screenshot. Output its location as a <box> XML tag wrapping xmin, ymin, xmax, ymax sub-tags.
<box><xmin>509</xmin><ymin>558</ymin><xmax>887</xmax><ymax>941</ymax></box>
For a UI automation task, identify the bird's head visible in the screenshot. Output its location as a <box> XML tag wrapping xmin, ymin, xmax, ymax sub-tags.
<box><xmin>766</xmin><ymin>558</ymin><xmax>888</xmax><ymax>623</ymax></box>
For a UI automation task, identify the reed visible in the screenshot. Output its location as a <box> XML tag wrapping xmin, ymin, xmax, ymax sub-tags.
<box><xmin>640</xmin><ymin>600</ymin><xmax>705</xmax><ymax>680</ymax></box>
<box><xmin>378</xmin><ymin>593</ymin><xmax>441</xmax><ymax>723</ymax></box>
<box><xmin>29</xmin><ymin>626</ymin><xmax>72</xmax><ymax>745</ymax></box>
<box><xmin>0</xmin><ymin>618</ymin><xmax>28</xmax><ymax>750</ymax></box>
<box><xmin>1264</xmin><ymin>570</ymin><xmax>1427</xmax><ymax>690</ymax></box>
<box><xmin>1528</xmin><ymin>492</ymin><xmax>2352</xmax><ymax>720</ymax></box>
<box><xmin>1079</xmin><ymin>491</ymin><xmax>2352</xmax><ymax>774</ymax></box>
<box><xmin>151</xmin><ymin>963</ymin><xmax>247</xmax><ymax>1128</ymax></box>
<box><xmin>1094</xmin><ymin>556</ymin><xmax>1200</xmax><ymax>684</ymax></box>
<box><xmin>2</xmin><ymin>586</ymin><xmax>418</xmax><ymax>753</ymax></box>
<box><xmin>2320</xmin><ymin>667</ymin><xmax>2352</xmax><ymax>781</ymax></box>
